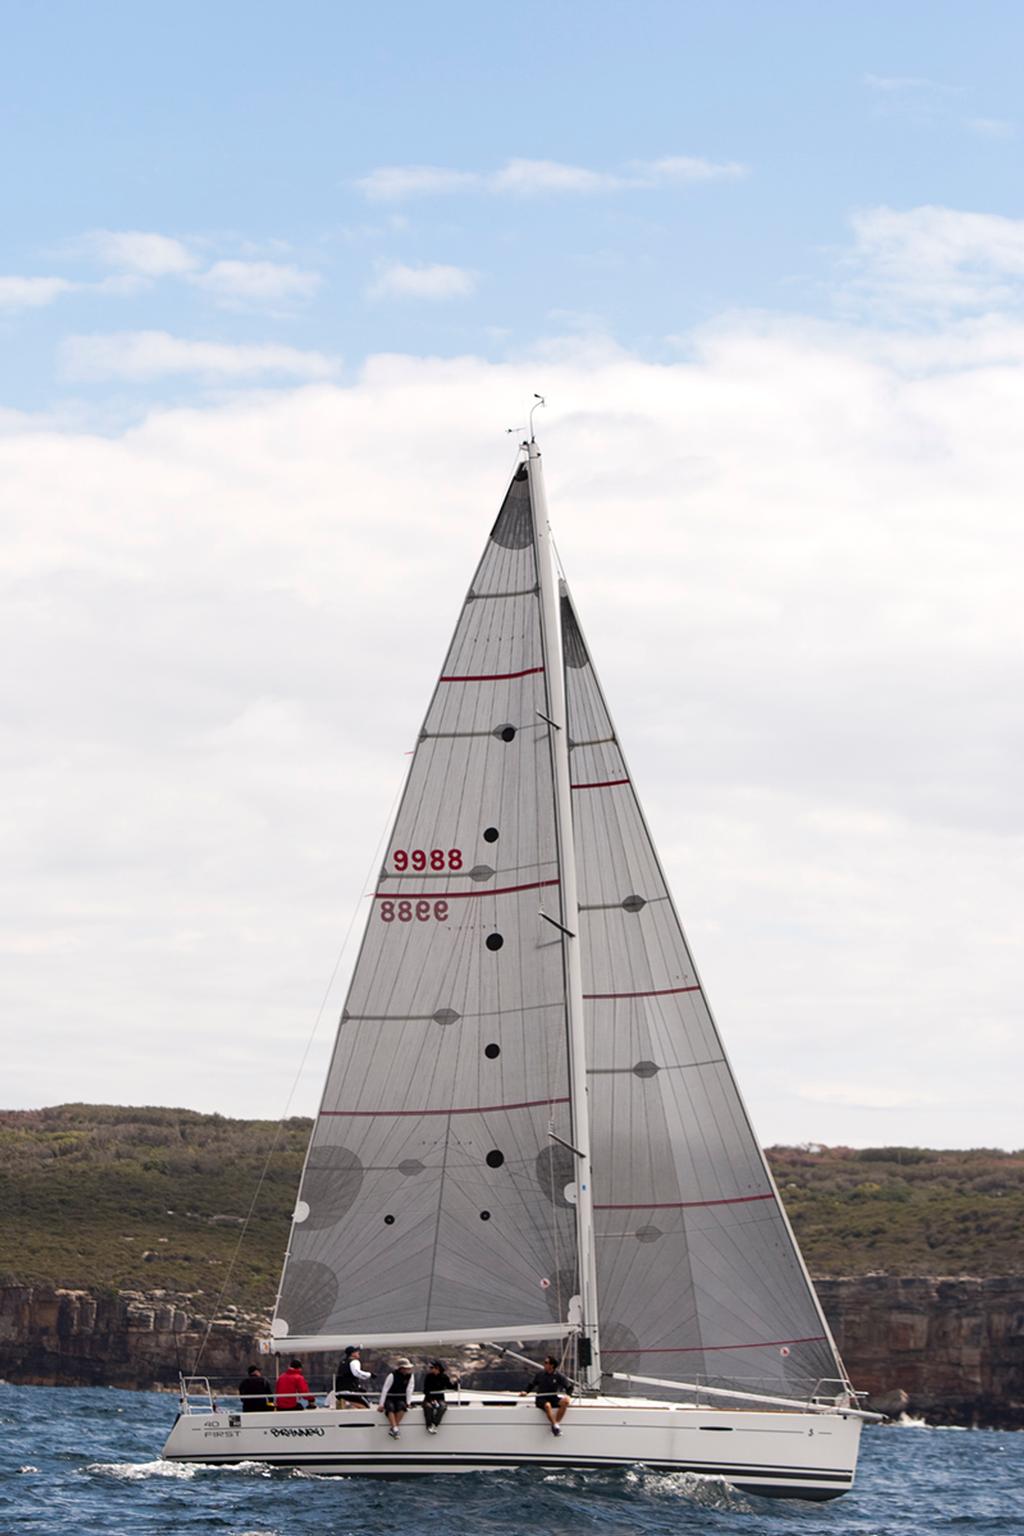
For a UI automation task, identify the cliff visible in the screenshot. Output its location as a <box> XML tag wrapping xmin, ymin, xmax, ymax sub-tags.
<box><xmin>3</xmin><ymin>1276</ymin><xmax>1022</xmax><ymax>1427</ymax></box>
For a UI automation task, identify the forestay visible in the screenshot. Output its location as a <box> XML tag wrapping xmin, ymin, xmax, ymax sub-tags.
<box><xmin>273</xmin><ymin>465</ymin><xmax>579</xmax><ymax>1348</ymax></box>
<box><xmin>560</xmin><ymin>587</ymin><xmax>848</xmax><ymax>1400</ymax></box>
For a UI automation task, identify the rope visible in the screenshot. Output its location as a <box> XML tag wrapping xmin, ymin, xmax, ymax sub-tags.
<box><xmin>189</xmin><ymin>768</ymin><xmax>407</xmax><ymax>1375</ymax></box>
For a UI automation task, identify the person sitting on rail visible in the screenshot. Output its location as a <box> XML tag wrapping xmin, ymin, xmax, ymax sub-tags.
<box><xmin>421</xmin><ymin>1359</ymin><xmax>460</xmax><ymax>1433</ymax></box>
<box><xmin>521</xmin><ymin>1356</ymin><xmax>572</xmax><ymax>1436</ymax></box>
<box><xmin>377</xmin><ymin>1357</ymin><xmax>415</xmax><ymax>1439</ymax></box>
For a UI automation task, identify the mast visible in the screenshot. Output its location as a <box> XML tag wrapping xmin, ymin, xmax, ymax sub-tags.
<box><xmin>527</xmin><ymin>439</ymin><xmax>602</xmax><ymax>1393</ymax></box>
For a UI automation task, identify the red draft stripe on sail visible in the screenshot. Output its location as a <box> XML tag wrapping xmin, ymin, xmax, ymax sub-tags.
<box><xmin>320</xmin><ymin>1096</ymin><xmax>570</xmax><ymax>1119</ymax></box>
<box><xmin>373</xmin><ymin>878</ymin><xmax>559</xmax><ymax>901</ymax></box>
<box><xmin>603</xmin><ymin>1336</ymin><xmax>828</xmax><ymax>1355</ymax></box>
<box><xmin>595</xmin><ymin>1193</ymin><xmax>774</xmax><ymax>1211</ymax></box>
<box><xmin>583</xmin><ymin>985</ymin><xmax>702</xmax><ymax>1000</ymax></box>
<box><xmin>570</xmin><ymin>778</ymin><xmax>630</xmax><ymax>789</ymax></box>
<box><xmin>440</xmin><ymin>665</ymin><xmax>545</xmax><ymax>682</ymax></box>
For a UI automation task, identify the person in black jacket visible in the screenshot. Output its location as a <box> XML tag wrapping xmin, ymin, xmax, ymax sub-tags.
<box><xmin>334</xmin><ymin>1344</ymin><xmax>373</xmax><ymax>1407</ymax></box>
<box><xmin>521</xmin><ymin>1356</ymin><xmax>572</xmax><ymax>1435</ymax></box>
<box><xmin>237</xmin><ymin>1365</ymin><xmax>274</xmax><ymax>1411</ymax></box>
<box><xmin>421</xmin><ymin>1359</ymin><xmax>460</xmax><ymax>1433</ymax></box>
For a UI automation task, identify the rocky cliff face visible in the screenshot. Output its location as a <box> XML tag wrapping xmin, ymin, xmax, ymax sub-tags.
<box><xmin>819</xmin><ymin>1274</ymin><xmax>1024</xmax><ymax>1428</ymax></box>
<box><xmin>2</xmin><ymin>1275</ymin><xmax>1022</xmax><ymax>1427</ymax></box>
<box><xmin>0</xmin><ymin>1285</ymin><xmax>261</xmax><ymax>1392</ymax></box>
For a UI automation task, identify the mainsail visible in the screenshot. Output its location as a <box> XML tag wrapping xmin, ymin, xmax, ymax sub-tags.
<box><xmin>560</xmin><ymin>585</ymin><xmax>847</xmax><ymax>1399</ymax></box>
<box><xmin>274</xmin><ymin>464</ymin><xmax>580</xmax><ymax>1349</ymax></box>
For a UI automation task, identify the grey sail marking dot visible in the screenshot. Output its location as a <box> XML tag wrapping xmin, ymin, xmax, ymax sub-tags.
<box><xmin>299</xmin><ymin>1146</ymin><xmax>364</xmax><ymax>1230</ymax></box>
<box><xmin>398</xmin><ymin>1159</ymin><xmax>425</xmax><ymax>1176</ymax></box>
<box><xmin>479</xmin><ymin>1210</ymin><xmax>492</xmax><ymax>1221</ymax></box>
<box><xmin>635</xmin><ymin>1225</ymin><xmax>663</xmax><ymax>1244</ymax></box>
<box><xmin>485</xmin><ymin>933</ymin><xmax>504</xmax><ymax>951</ymax></box>
<box><xmin>469</xmin><ymin>864</ymin><xmax>495</xmax><ymax>881</ymax></box>
<box><xmin>621</xmin><ymin>894</ymin><xmax>646</xmax><ymax>913</ymax></box>
<box><xmin>535</xmin><ymin>1144</ymin><xmax>576</xmax><ymax>1208</ymax></box>
<box><xmin>560</xmin><ymin>591</ymin><xmax>589</xmax><ymax>669</ymax></box>
<box><xmin>432</xmin><ymin>1007</ymin><xmax>461</xmax><ymax>1026</ymax></box>
<box><xmin>495</xmin><ymin>724</ymin><xmax>516</xmax><ymax>742</ymax></box>
<box><xmin>278</xmin><ymin>1259</ymin><xmax>338</xmax><ymax>1334</ymax></box>
<box><xmin>485</xmin><ymin>1149</ymin><xmax>505</xmax><ymax>1168</ymax></box>
<box><xmin>384</xmin><ymin>1214</ymin><xmax>395</xmax><ymax>1226</ymax></box>
<box><xmin>482</xmin><ymin>826</ymin><xmax>499</xmax><ymax>842</ymax></box>
<box><xmin>489</xmin><ymin>471</ymin><xmax>532</xmax><ymax>548</ymax></box>
<box><xmin>632</xmin><ymin>1060</ymin><xmax>660</xmax><ymax>1078</ymax></box>
<box><xmin>484</xmin><ymin>1042</ymin><xmax>501</xmax><ymax>1058</ymax></box>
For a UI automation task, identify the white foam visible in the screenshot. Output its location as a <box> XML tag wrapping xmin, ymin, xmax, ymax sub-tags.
<box><xmin>88</xmin><ymin>1458</ymin><xmax>272</xmax><ymax>1480</ymax></box>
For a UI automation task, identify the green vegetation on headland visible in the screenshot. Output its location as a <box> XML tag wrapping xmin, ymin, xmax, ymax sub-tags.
<box><xmin>1</xmin><ymin>1105</ymin><xmax>1021</xmax><ymax>1312</ymax></box>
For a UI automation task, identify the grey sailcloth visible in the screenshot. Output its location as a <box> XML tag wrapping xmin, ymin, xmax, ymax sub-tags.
<box><xmin>274</xmin><ymin>465</ymin><xmax>578</xmax><ymax>1345</ymax></box>
<box><xmin>561</xmin><ymin>588</ymin><xmax>847</xmax><ymax>1399</ymax></box>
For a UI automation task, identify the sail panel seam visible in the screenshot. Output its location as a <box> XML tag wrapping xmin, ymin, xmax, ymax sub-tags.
<box><xmin>372</xmin><ymin>878</ymin><xmax>559</xmax><ymax>900</ymax></box>
<box><xmin>583</xmin><ymin>985</ymin><xmax>702</xmax><ymax>1000</ymax></box>
<box><xmin>603</xmin><ymin>1336</ymin><xmax>828</xmax><ymax>1355</ymax></box>
<box><xmin>320</xmin><ymin>1095</ymin><xmax>570</xmax><ymax>1118</ymax></box>
<box><xmin>440</xmin><ymin>665</ymin><xmax>545</xmax><ymax>682</ymax></box>
<box><xmin>594</xmin><ymin>1193</ymin><xmax>774</xmax><ymax>1211</ymax></box>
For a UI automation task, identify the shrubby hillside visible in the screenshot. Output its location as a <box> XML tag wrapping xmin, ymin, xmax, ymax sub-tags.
<box><xmin>2</xmin><ymin>1105</ymin><xmax>1021</xmax><ymax>1311</ymax></box>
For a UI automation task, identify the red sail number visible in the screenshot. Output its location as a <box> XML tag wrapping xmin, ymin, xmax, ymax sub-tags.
<box><xmin>392</xmin><ymin>849</ymin><xmax>463</xmax><ymax>872</ymax></box>
<box><xmin>380</xmin><ymin>899</ymin><xmax>450</xmax><ymax>923</ymax></box>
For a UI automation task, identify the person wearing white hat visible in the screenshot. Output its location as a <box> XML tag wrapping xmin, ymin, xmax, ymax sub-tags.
<box><xmin>378</xmin><ymin>1356</ymin><xmax>415</xmax><ymax>1438</ymax></box>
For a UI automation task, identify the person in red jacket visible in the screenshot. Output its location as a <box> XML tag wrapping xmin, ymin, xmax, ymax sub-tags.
<box><xmin>274</xmin><ymin>1358</ymin><xmax>316</xmax><ymax>1410</ymax></box>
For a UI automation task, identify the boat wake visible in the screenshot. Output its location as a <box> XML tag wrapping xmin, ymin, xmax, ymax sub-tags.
<box><xmin>87</xmin><ymin>1458</ymin><xmax>274</xmax><ymax>1480</ymax></box>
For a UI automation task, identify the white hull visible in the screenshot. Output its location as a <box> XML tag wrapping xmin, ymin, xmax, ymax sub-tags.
<box><xmin>162</xmin><ymin>1395</ymin><xmax>863</xmax><ymax>1500</ymax></box>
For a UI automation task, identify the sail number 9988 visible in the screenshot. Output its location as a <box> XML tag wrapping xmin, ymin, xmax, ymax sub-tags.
<box><xmin>380</xmin><ymin>899</ymin><xmax>450</xmax><ymax>923</ymax></box>
<box><xmin>392</xmin><ymin>849</ymin><xmax>463</xmax><ymax>872</ymax></box>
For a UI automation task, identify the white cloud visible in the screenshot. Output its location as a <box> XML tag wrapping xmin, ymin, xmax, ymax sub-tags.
<box><xmin>632</xmin><ymin>155</ymin><xmax>747</xmax><ymax>185</ymax></box>
<box><xmin>863</xmin><ymin>72</ymin><xmax>947</xmax><ymax>95</ymax></box>
<box><xmin>191</xmin><ymin>259</ymin><xmax>321</xmax><ymax>307</ymax></box>
<box><xmin>356</xmin><ymin>154</ymin><xmax>747</xmax><ymax>201</ymax></box>
<box><xmin>355</xmin><ymin>164</ymin><xmax>482</xmax><ymax>200</ymax></box>
<box><xmin>0</xmin><ymin>275</ymin><xmax>77</xmax><ymax>310</ymax></box>
<box><xmin>845</xmin><ymin>204</ymin><xmax>1024</xmax><ymax>313</ymax></box>
<box><xmin>368</xmin><ymin>261</ymin><xmax>477</xmax><ymax>300</ymax></box>
<box><xmin>966</xmin><ymin>116</ymin><xmax>1014</xmax><ymax>139</ymax></box>
<box><xmin>78</xmin><ymin>229</ymin><xmax>199</xmax><ymax>276</ymax></box>
<box><xmin>61</xmin><ymin>330</ymin><xmax>337</xmax><ymax>381</ymax></box>
<box><xmin>492</xmin><ymin>158</ymin><xmax>618</xmax><ymax>195</ymax></box>
<box><xmin>3</xmin><ymin>312</ymin><xmax>1024</xmax><ymax>1145</ymax></box>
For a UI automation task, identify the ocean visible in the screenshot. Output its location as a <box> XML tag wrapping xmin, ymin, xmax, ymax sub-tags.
<box><xmin>1</xmin><ymin>1383</ymin><xmax>1020</xmax><ymax>1536</ymax></box>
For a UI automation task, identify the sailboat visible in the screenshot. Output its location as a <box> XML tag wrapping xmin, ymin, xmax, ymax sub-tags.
<box><xmin>163</xmin><ymin>435</ymin><xmax>876</xmax><ymax>1498</ymax></box>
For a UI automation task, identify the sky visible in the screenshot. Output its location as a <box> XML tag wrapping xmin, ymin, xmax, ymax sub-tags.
<box><xmin>2</xmin><ymin>1</ymin><xmax>1022</xmax><ymax>1148</ymax></box>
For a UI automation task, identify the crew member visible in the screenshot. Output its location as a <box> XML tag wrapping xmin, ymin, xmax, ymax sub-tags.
<box><xmin>521</xmin><ymin>1356</ymin><xmax>572</xmax><ymax>1435</ymax></box>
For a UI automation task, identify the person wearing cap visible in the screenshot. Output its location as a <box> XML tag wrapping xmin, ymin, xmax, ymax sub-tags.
<box><xmin>275</xmin><ymin>1358</ymin><xmax>316</xmax><ymax>1411</ymax></box>
<box><xmin>421</xmin><ymin>1359</ymin><xmax>460</xmax><ymax>1434</ymax></box>
<box><xmin>377</xmin><ymin>1356</ymin><xmax>415</xmax><ymax>1438</ymax></box>
<box><xmin>332</xmin><ymin>1344</ymin><xmax>373</xmax><ymax>1408</ymax></box>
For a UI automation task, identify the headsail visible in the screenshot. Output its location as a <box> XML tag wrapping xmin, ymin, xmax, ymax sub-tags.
<box><xmin>273</xmin><ymin>465</ymin><xmax>579</xmax><ymax>1349</ymax></box>
<box><xmin>560</xmin><ymin>586</ymin><xmax>848</xmax><ymax>1400</ymax></box>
